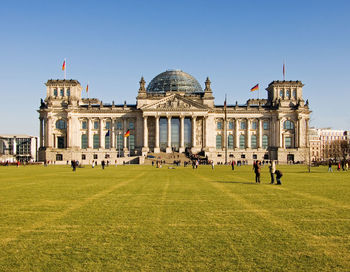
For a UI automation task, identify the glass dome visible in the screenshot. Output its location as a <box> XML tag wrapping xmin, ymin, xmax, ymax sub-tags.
<box><xmin>146</xmin><ymin>70</ymin><xmax>203</xmax><ymax>93</ymax></box>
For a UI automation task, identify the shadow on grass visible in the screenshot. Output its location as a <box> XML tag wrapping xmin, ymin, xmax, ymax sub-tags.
<box><xmin>213</xmin><ymin>180</ymin><xmax>257</xmax><ymax>185</ymax></box>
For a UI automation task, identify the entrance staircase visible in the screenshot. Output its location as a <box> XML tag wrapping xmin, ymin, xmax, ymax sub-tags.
<box><xmin>144</xmin><ymin>152</ymin><xmax>190</xmax><ymax>165</ymax></box>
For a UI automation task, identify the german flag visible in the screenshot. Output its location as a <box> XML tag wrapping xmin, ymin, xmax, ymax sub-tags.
<box><xmin>250</xmin><ymin>84</ymin><xmax>259</xmax><ymax>92</ymax></box>
<box><xmin>124</xmin><ymin>130</ymin><xmax>130</xmax><ymax>137</ymax></box>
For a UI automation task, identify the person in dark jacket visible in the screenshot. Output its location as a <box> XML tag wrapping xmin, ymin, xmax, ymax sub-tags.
<box><xmin>253</xmin><ymin>160</ymin><xmax>261</xmax><ymax>183</ymax></box>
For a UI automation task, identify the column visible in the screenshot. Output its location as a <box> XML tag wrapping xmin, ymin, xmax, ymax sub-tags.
<box><xmin>111</xmin><ymin>119</ymin><xmax>116</xmax><ymax>148</ymax></box>
<box><xmin>297</xmin><ymin>117</ymin><xmax>302</xmax><ymax>148</ymax></box>
<box><xmin>180</xmin><ymin>116</ymin><xmax>185</xmax><ymax>152</ymax></box>
<box><xmin>39</xmin><ymin>118</ymin><xmax>43</xmax><ymax>147</ymax></box>
<box><xmin>235</xmin><ymin>119</ymin><xmax>239</xmax><ymax>149</ymax></box>
<box><xmin>202</xmin><ymin>117</ymin><xmax>207</xmax><ymax>149</ymax></box>
<box><xmin>88</xmin><ymin>119</ymin><xmax>93</xmax><ymax>148</ymax></box>
<box><xmin>258</xmin><ymin>119</ymin><xmax>263</xmax><ymax>148</ymax></box>
<box><xmin>278</xmin><ymin>118</ymin><xmax>283</xmax><ymax>148</ymax></box>
<box><xmin>166</xmin><ymin>116</ymin><xmax>172</xmax><ymax>153</ymax></box>
<box><xmin>100</xmin><ymin>118</ymin><xmax>105</xmax><ymax>149</ymax></box>
<box><xmin>47</xmin><ymin>117</ymin><xmax>52</xmax><ymax>147</ymax></box>
<box><xmin>67</xmin><ymin>117</ymin><xmax>72</xmax><ymax>148</ymax></box>
<box><xmin>246</xmin><ymin>118</ymin><xmax>251</xmax><ymax>148</ymax></box>
<box><xmin>192</xmin><ymin>116</ymin><xmax>197</xmax><ymax>147</ymax></box>
<box><xmin>143</xmin><ymin>116</ymin><xmax>148</xmax><ymax>148</ymax></box>
<box><xmin>155</xmin><ymin>116</ymin><xmax>160</xmax><ymax>148</ymax></box>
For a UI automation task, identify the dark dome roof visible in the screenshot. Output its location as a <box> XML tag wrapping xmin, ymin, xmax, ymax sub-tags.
<box><xmin>146</xmin><ymin>70</ymin><xmax>203</xmax><ymax>93</ymax></box>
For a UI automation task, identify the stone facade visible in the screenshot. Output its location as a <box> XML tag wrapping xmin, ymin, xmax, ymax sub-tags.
<box><xmin>38</xmin><ymin>70</ymin><xmax>311</xmax><ymax>164</ymax></box>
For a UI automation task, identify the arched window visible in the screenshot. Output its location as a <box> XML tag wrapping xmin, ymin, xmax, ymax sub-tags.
<box><xmin>262</xmin><ymin>135</ymin><xmax>268</xmax><ymax>149</ymax></box>
<box><xmin>280</xmin><ymin>89</ymin><xmax>284</xmax><ymax>99</ymax></box>
<box><xmin>251</xmin><ymin>135</ymin><xmax>257</xmax><ymax>149</ymax></box>
<box><xmin>56</xmin><ymin>119</ymin><xmax>66</xmax><ymax>129</ymax></box>
<box><xmin>283</xmin><ymin>120</ymin><xmax>294</xmax><ymax>130</ymax></box>
<box><xmin>53</xmin><ymin>89</ymin><xmax>58</xmax><ymax>96</ymax></box>
<box><xmin>239</xmin><ymin>135</ymin><xmax>246</xmax><ymax>149</ymax></box>
<box><xmin>286</xmin><ymin>90</ymin><xmax>291</xmax><ymax>99</ymax></box>
<box><xmin>60</xmin><ymin>89</ymin><xmax>64</xmax><ymax>96</ymax></box>
<box><xmin>228</xmin><ymin>135</ymin><xmax>234</xmax><ymax>149</ymax></box>
<box><xmin>216</xmin><ymin>135</ymin><xmax>222</xmax><ymax>149</ymax></box>
<box><xmin>81</xmin><ymin>134</ymin><xmax>88</xmax><ymax>149</ymax></box>
<box><xmin>292</xmin><ymin>89</ymin><xmax>297</xmax><ymax>99</ymax></box>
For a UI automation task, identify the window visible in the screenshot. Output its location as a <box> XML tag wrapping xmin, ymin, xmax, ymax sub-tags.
<box><xmin>280</xmin><ymin>89</ymin><xmax>284</xmax><ymax>99</ymax></box>
<box><xmin>105</xmin><ymin>121</ymin><xmax>111</xmax><ymax>130</ymax></box>
<box><xmin>285</xmin><ymin>137</ymin><xmax>292</xmax><ymax>148</ymax></box>
<box><xmin>56</xmin><ymin>120</ymin><xmax>66</xmax><ymax>129</ymax></box>
<box><xmin>286</xmin><ymin>90</ymin><xmax>291</xmax><ymax>99</ymax></box>
<box><xmin>241</xmin><ymin>154</ymin><xmax>246</xmax><ymax>159</ymax></box>
<box><xmin>263</xmin><ymin>121</ymin><xmax>269</xmax><ymax>130</ymax></box>
<box><xmin>293</xmin><ymin>89</ymin><xmax>297</xmax><ymax>99</ymax></box>
<box><xmin>228</xmin><ymin>121</ymin><xmax>234</xmax><ymax>130</ymax></box>
<box><xmin>251</xmin><ymin>135</ymin><xmax>257</xmax><ymax>149</ymax></box>
<box><xmin>56</xmin><ymin>154</ymin><xmax>63</xmax><ymax>161</ymax></box>
<box><xmin>93</xmin><ymin>134</ymin><xmax>100</xmax><ymax>149</ymax></box>
<box><xmin>53</xmin><ymin>89</ymin><xmax>58</xmax><ymax>96</ymax></box>
<box><xmin>94</xmin><ymin>121</ymin><xmax>99</xmax><ymax>130</ymax></box>
<box><xmin>217</xmin><ymin>121</ymin><xmax>222</xmax><ymax>130</ymax></box>
<box><xmin>129</xmin><ymin>122</ymin><xmax>134</xmax><ymax>130</ymax></box>
<box><xmin>116</xmin><ymin>122</ymin><xmax>122</xmax><ymax>130</ymax></box>
<box><xmin>60</xmin><ymin>89</ymin><xmax>64</xmax><ymax>96</ymax></box>
<box><xmin>105</xmin><ymin>134</ymin><xmax>110</xmax><ymax>149</ymax></box>
<box><xmin>82</xmin><ymin>154</ymin><xmax>86</xmax><ymax>160</ymax></box>
<box><xmin>117</xmin><ymin>134</ymin><xmax>123</xmax><ymax>150</ymax></box>
<box><xmin>129</xmin><ymin>135</ymin><xmax>135</xmax><ymax>150</ymax></box>
<box><xmin>81</xmin><ymin>134</ymin><xmax>88</xmax><ymax>149</ymax></box>
<box><xmin>67</xmin><ymin>89</ymin><xmax>70</xmax><ymax>97</ymax></box>
<box><xmin>284</xmin><ymin>120</ymin><xmax>294</xmax><ymax>130</ymax></box>
<box><xmin>57</xmin><ymin>137</ymin><xmax>65</xmax><ymax>148</ymax></box>
<box><xmin>82</xmin><ymin>121</ymin><xmax>87</xmax><ymax>129</ymax></box>
<box><xmin>105</xmin><ymin>154</ymin><xmax>110</xmax><ymax>159</ymax></box>
<box><xmin>239</xmin><ymin>135</ymin><xmax>246</xmax><ymax>149</ymax></box>
<box><xmin>93</xmin><ymin>154</ymin><xmax>98</xmax><ymax>160</ymax></box>
<box><xmin>228</xmin><ymin>135</ymin><xmax>234</xmax><ymax>149</ymax></box>
<box><xmin>240</xmin><ymin>121</ymin><xmax>246</xmax><ymax>130</ymax></box>
<box><xmin>262</xmin><ymin>135</ymin><xmax>268</xmax><ymax>149</ymax></box>
<box><xmin>216</xmin><ymin>135</ymin><xmax>222</xmax><ymax>149</ymax></box>
<box><xmin>251</xmin><ymin>121</ymin><xmax>257</xmax><ymax>130</ymax></box>
<box><xmin>253</xmin><ymin>154</ymin><xmax>257</xmax><ymax>160</ymax></box>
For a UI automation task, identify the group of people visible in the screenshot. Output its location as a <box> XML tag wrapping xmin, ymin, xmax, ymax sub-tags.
<box><xmin>253</xmin><ymin>160</ymin><xmax>282</xmax><ymax>185</ymax></box>
<box><xmin>328</xmin><ymin>160</ymin><xmax>349</xmax><ymax>172</ymax></box>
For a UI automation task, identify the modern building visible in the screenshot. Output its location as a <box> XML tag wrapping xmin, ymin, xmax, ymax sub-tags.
<box><xmin>38</xmin><ymin>70</ymin><xmax>311</xmax><ymax>164</ymax></box>
<box><xmin>317</xmin><ymin>128</ymin><xmax>349</xmax><ymax>160</ymax></box>
<box><xmin>0</xmin><ymin>134</ymin><xmax>38</xmax><ymax>162</ymax></box>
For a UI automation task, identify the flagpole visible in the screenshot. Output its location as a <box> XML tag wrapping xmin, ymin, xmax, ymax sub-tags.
<box><xmin>224</xmin><ymin>94</ymin><xmax>227</xmax><ymax>165</ymax></box>
<box><xmin>64</xmin><ymin>58</ymin><xmax>66</xmax><ymax>80</ymax></box>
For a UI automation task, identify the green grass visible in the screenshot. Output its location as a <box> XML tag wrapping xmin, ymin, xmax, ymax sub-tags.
<box><xmin>0</xmin><ymin>164</ymin><xmax>349</xmax><ymax>271</ymax></box>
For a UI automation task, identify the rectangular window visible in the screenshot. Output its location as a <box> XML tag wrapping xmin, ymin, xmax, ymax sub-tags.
<box><xmin>117</xmin><ymin>134</ymin><xmax>123</xmax><ymax>150</ymax></box>
<box><xmin>251</xmin><ymin>135</ymin><xmax>257</xmax><ymax>149</ymax></box>
<box><xmin>82</xmin><ymin>121</ymin><xmax>87</xmax><ymax>129</ymax></box>
<box><xmin>93</xmin><ymin>154</ymin><xmax>98</xmax><ymax>160</ymax></box>
<box><xmin>57</xmin><ymin>137</ymin><xmax>65</xmax><ymax>148</ymax></box>
<box><xmin>239</xmin><ymin>135</ymin><xmax>246</xmax><ymax>149</ymax></box>
<box><xmin>56</xmin><ymin>154</ymin><xmax>63</xmax><ymax>161</ymax></box>
<box><xmin>285</xmin><ymin>137</ymin><xmax>292</xmax><ymax>148</ymax></box>
<box><xmin>216</xmin><ymin>135</ymin><xmax>222</xmax><ymax>149</ymax></box>
<box><xmin>93</xmin><ymin>134</ymin><xmax>100</xmax><ymax>149</ymax></box>
<box><xmin>105</xmin><ymin>135</ymin><xmax>110</xmax><ymax>149</ymax></box>
<box><xmin>94</xmin><ymin>121</ymin><xmax>99</xmax><ymax>129</ymax></box>
<box><xmin>217</xmin><ymin>122</ymin><xmax>222</xmax><ymax>130</ymax></box>
<box><xmin>129</xmin><ymin>135</ymin><xmax>135</xmax><ymax>150</ymax></box>
<box><xmin>116</xmin><ymin>122</ymin><xmax>122</xmax><ymax>130</ymax></box>
<box><xmin>252</xmin><ymin>121</ymin><xmax>257</xmax><ymax>130</ymax></box>
<box><xmin>129</xmin><ymin>122</ymin><xmax>134</xmax><ymax>130</ymax></box>
<box><xmin>82</xmin><ymin>154</ymin><xmax>86</xmax><ymax>160</ymax></box>
<box><xmin>105</xmin><ymin>122</ymin><xmax>111</xmax><ymax>130</ymax></box>
<box><xmin>263</xmin><ymin>121</ymin><xmax>269</xmax><ymax>130</ymax></box>
<box><xmin>240</xmin><ymin>122</ymin><xmax>246</xmax><ymax>130</ymax></box>
<box><xmin>60</xmin><ymin>89</ymin><xmax>64</xmax><ymax>96</ymax></box>
<box><xmin>262</xmin><ymin>135</ymin><xmax>268</xmax><ymax>149</ymax></box>
<box><xmin>228</xmin><ymin>135</ymin><xmax>234</xmax><ymax>149</ymax></box>
<box><xmin>67</xmin><ymin>89</ymin><xmax>70</xmax><ymax>97</ymax></box>
<box><xmin>228</xmin><ymin>121</ymin><xmax>234</xmax><ymax>130</ymax></box>
<box><xmin>81</xmin><ymin>134</ymin><xmax>88</xmax><ymax>149</ymax></box>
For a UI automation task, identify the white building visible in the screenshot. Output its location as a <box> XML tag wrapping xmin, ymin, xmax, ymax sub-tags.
<box><xmin>38</xmin><ymin>70</ymin><xmax>311</xmax><ymax>164</ymax></box>
<box><xmin>0</xmin><ymin>135</ymin><xmax>38</xmax><ymax>162</ymax></box>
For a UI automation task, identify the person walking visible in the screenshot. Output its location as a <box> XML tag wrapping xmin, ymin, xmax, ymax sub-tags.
<box><xmin>337</xmin><ymin>162</ymin><xmax>341</xmax><ymax>171</ymax></box>
<box><xmin>231</xmin><ymin>160</ymin><xmax>235</xmax><ymax>171</ymax></box>
<box><xmin>328</xmin><ymin>161</ymin><xmax>333</xmax><ymax>172</ymax></box>
<box><xmin>92</xmin><ymin>160</ymin><xmax>95</xmax><ymax>168</ymax></box>
<box><xmin>72</xmin><ymin>160</ymin><xmax>76</xmax><ymax>172</ymax></box>
<box><xmin>269</xmin><ymin>160</ymin><xmax>276</xmax><ymax>184</ymax></box>
<box><xmin>345</xmin><ymin>161</ymin><xmax>349</xmax><ymax>171</ymax></box>
<box><xmin>211</xmin><ymin>160</ymin><xmax>214</xmax><ymax>170</ymax></box>
<box><xmin>101</xmin><ymin>160</ymin><xmax>105</xmax><ymax>170</ymax></box>
<box><xmin>253</xmin><ymin>160</ymin><xmax>261</xmax><ymax>183</ymax></box>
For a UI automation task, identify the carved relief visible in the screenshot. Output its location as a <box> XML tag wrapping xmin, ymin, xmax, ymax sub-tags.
<box><xmin>156</xmin><ymin>97</ymin><xmax>193</xmax><ymax>110</ymax></box>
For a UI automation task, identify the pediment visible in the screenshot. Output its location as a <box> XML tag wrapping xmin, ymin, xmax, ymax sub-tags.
<box><xmin>141</xmin><ymin>94</ymin><xmax>209</xmax><ymax>111</ymax></box>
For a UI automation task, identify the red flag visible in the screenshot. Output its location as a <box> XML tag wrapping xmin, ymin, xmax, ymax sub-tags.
<box><xmin>62</xmin><ymin>60</ymin><xmax>66</xmax><ymax>71</ymax></box>
<box><xmin>124</xmin><ymin>130</ymin><xmax>130</xmax><ymax>137</ymax></box>
<box><xmin>86</xmin><ymin>84</ymin><xmax>89</xmax><ymax>93</ymax></box>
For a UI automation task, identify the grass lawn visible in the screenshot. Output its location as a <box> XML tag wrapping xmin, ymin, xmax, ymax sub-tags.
<box><xmin>0</xmin><ymin>164</ymin><xmax>349</xmax><ymax>271</ymax></box>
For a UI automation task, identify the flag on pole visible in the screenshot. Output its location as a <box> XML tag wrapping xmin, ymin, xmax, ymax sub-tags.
<box><xmin>124</xmin><ymin>130</ymin><xmax>130</xmax><ymax>137</ymax></box>
<box><xmin>86</xmin><ymin>84</ymin><xmax>89</xmax><ymax>93</ymax></box>
<box><xmin>62</xmin><ymin>59</ymin><xmax>66</xmax><ymax>71</ymax></box>
<box><xmin>224</xmin><ymin>95</ymin><xmax>227</xmax><ymax>112</ymax></box>
<box><xmin>106</xmin><ymin>130</ymin><xmax>110</xmax><ymax>137</ymax></box>
<box><xmin>283</xmin><ymin>62</ymin><xmax>285</xmax><ymax>80</ymax></box>
<box><xmin>250</xmin><ymin>84</ymin><xmax>259</xmax><ymax>92</ymax></box>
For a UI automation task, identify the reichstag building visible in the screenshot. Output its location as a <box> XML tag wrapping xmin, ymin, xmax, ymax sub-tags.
<box><xmin>38</xmin><ymin>70</ymin><xmax>310</xmax><ymax>164</ymax></box>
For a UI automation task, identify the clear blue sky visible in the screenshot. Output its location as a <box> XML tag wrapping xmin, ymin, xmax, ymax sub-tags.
<box><xmin>1</xmin><ymin>0</ymin><xmax>349</xmax><ymax>136</ymax></box>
